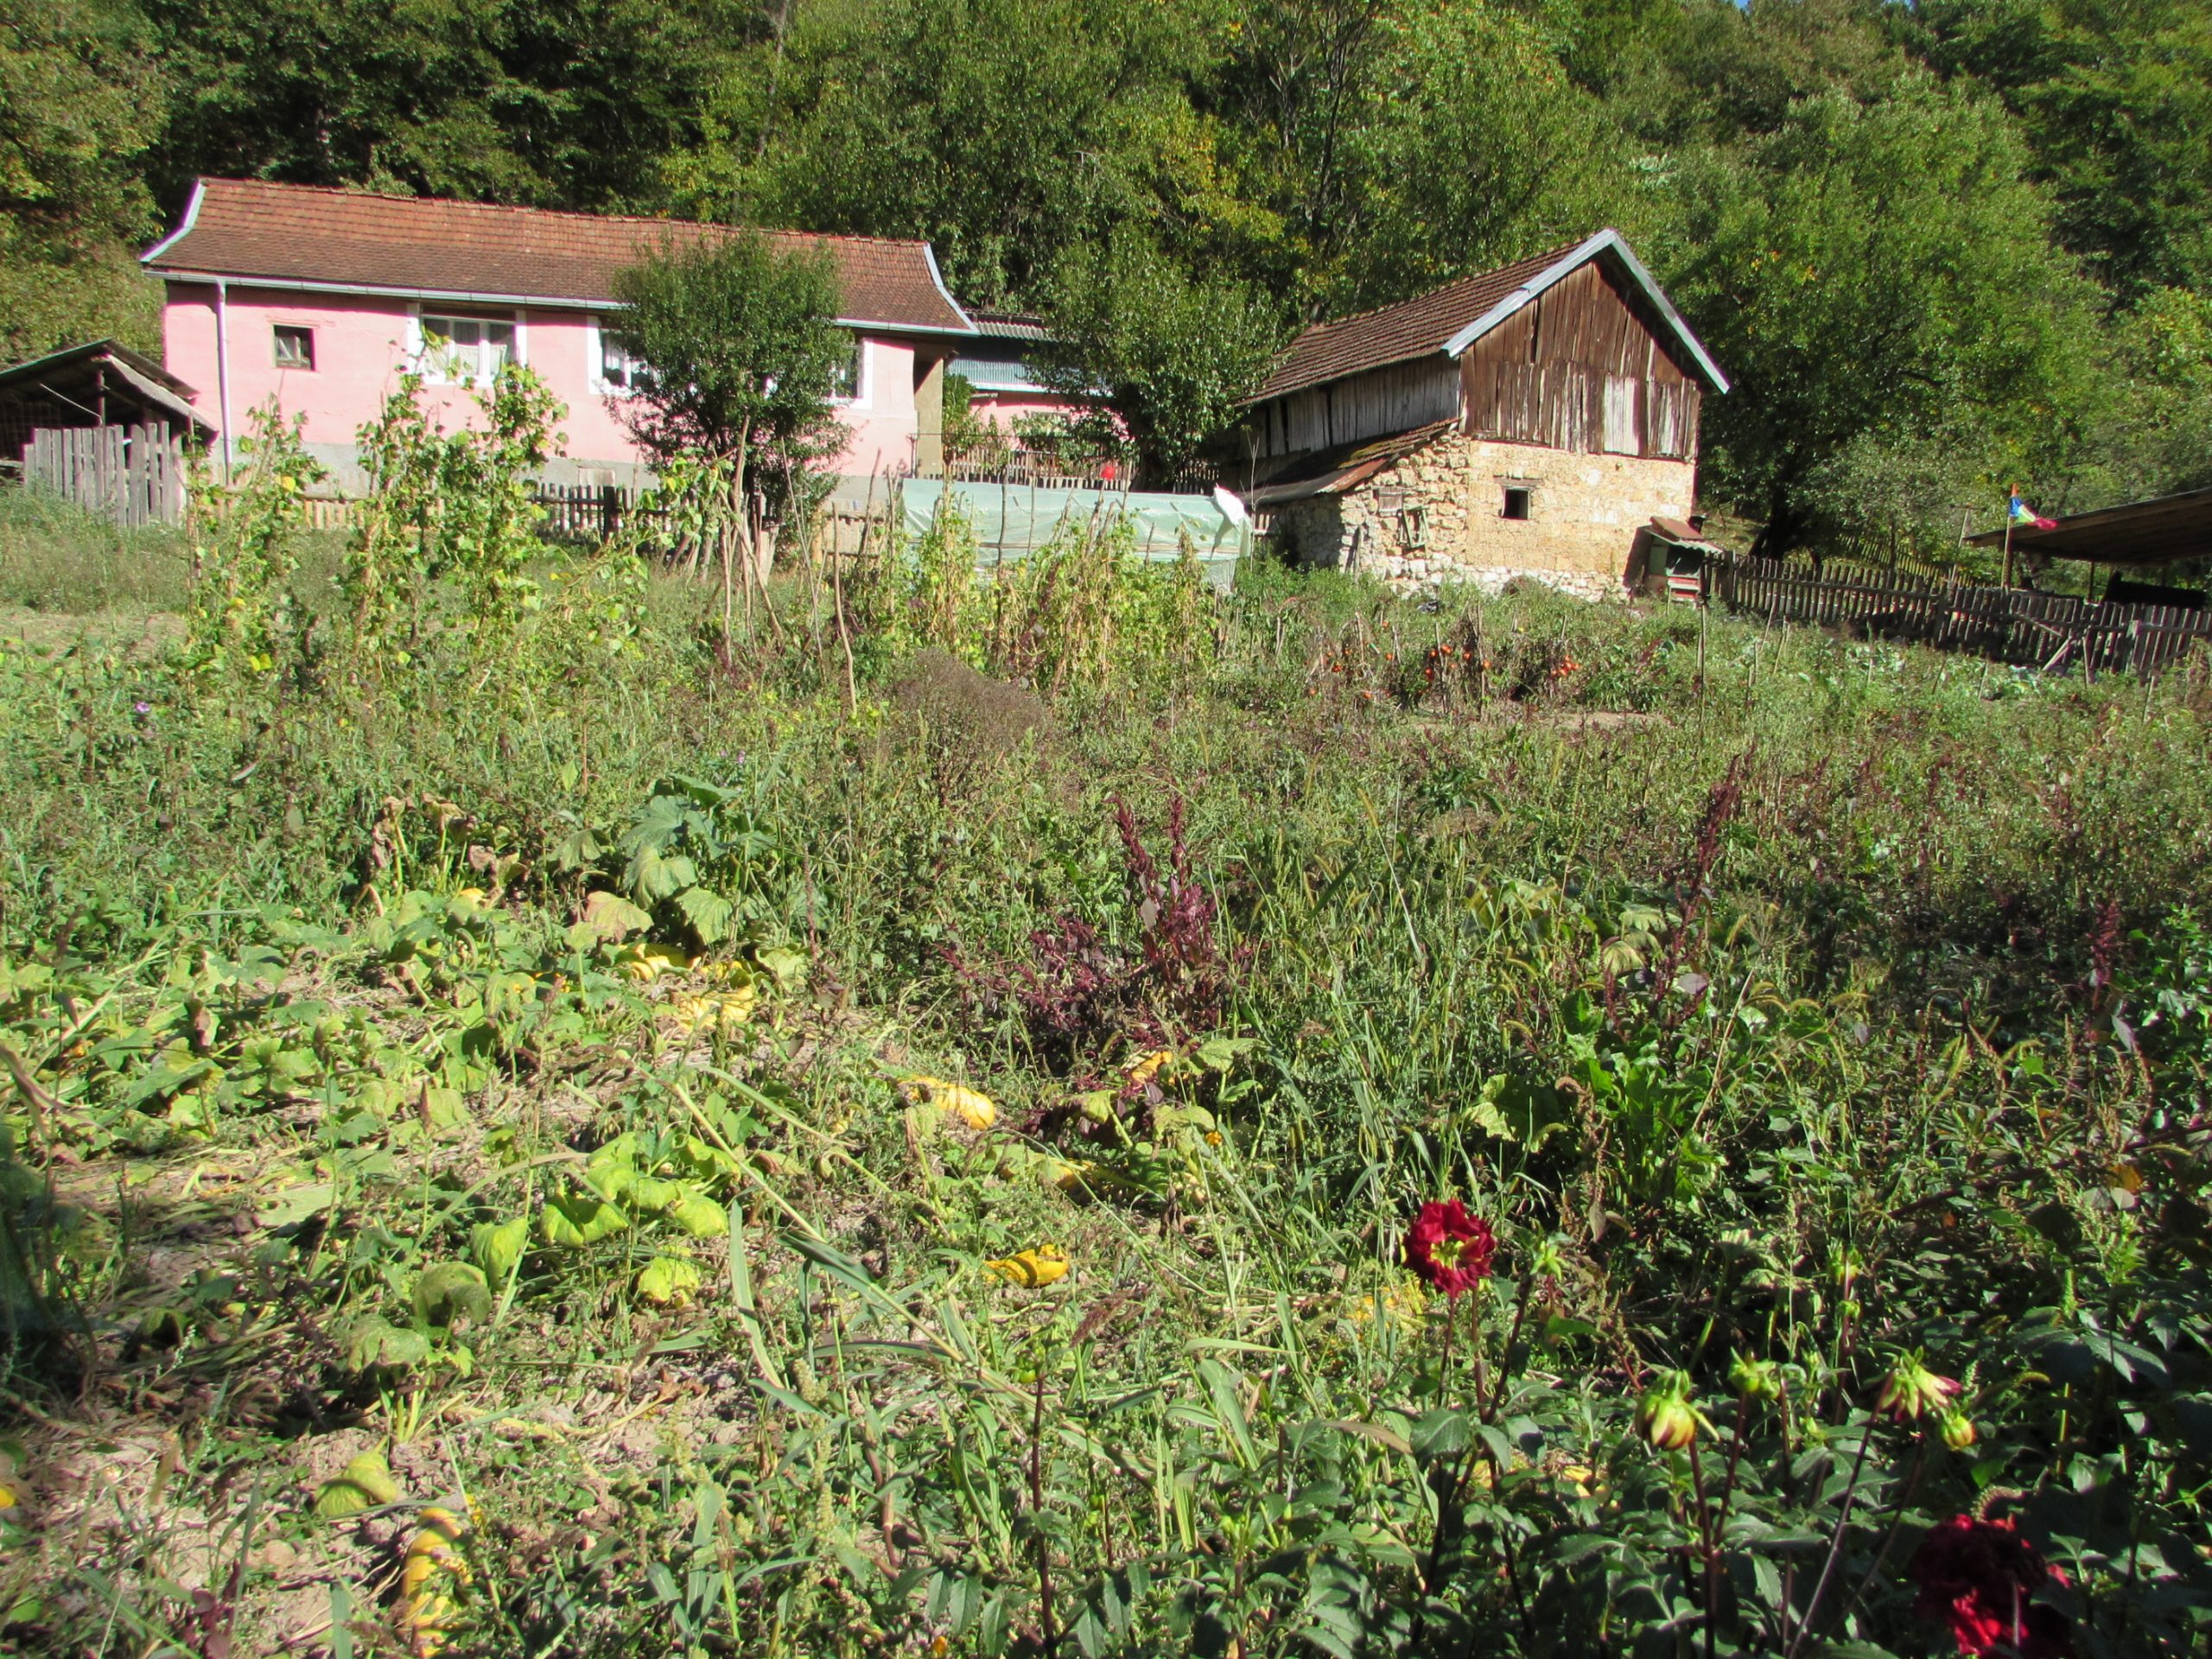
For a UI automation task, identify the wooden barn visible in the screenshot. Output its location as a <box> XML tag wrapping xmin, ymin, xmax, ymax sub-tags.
<box><xmin>1237</xmin><ymin>231</ymin><xmax>1728</xmax><ymax>598</ymax></box>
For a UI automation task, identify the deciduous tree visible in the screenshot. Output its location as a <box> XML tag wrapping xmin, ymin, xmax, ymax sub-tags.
<box><xmin>609</xmin><ymin>230</ymin><xmax>848</xmax><ymax>642</ymax></box>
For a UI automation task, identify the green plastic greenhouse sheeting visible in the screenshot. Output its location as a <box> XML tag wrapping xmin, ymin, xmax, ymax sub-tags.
<box><xmin>900</xmin><ymin>479</ymin><xmax>1247</xmax><ymax>591</ymax></box>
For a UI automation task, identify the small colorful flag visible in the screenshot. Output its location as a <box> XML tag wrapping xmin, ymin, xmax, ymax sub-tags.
<box><xmin>2007</xmin><ymin>487</ymin><xmax>2057</xmax><ymax>531</ymax></box>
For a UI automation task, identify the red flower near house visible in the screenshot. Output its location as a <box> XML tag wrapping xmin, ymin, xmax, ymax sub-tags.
<box><xmin>1403</xmin><ymin>1201</ymin><xmax>1497</xmax><ymax>1298</ymax></box>
<box><xmin>1910</xmin><ymin>1516</ymin><xmax>2074</xmax><ymax>1658</ymax></box>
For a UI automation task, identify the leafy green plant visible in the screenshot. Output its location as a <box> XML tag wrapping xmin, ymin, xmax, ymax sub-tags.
<box><xmin>184</xmin><ymin>399</ymin><xmax>322</xmax><ymax>675</ymax></box>
<box><xmin>344</xmin><ymin>364</ymin><xmax>564</xmax><ymax>671</ymax></box>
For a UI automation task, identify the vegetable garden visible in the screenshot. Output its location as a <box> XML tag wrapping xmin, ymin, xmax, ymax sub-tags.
<box><xmin>3</xmin><ymin>381</ymin><xmax>2211</xmax><ymax>1656</ymax></box>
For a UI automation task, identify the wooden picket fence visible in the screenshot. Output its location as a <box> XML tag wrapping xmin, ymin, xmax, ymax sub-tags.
<box><xmin>24</xmin><ymin>423</ymin><xmax>185</xmax><ymax>527</ymax></box>
<box><xmin>296</xmin><ymin>483</ymin><xmax>667</xmax><ymax>539</ymax></box>
<box><xmin>293</xmin><ymin>482</ymin><xmax>891</xmax><ymax>563</ymax></box>
<box><xmin>1704</xmin><ymin>552</ymin><xmax>2212</xmax><ymax>677</ymax></box>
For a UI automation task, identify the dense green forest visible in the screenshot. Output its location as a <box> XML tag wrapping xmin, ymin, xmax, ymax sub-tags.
<box><xmin>4</xmin><ymin>0</ymin><xmax>2209</xmax><ymax>550</ymax></box>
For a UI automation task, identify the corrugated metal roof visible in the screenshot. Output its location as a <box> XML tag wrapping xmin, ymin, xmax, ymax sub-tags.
<box><xmin>1254</xmin><ymin>230</ymin><xmax>1727</xmax><ymax>403</ymax></box>
<box><xmin>1243</xmin><ymin>420</ymin><xmax>1457</xmax><ymax>506</ymax></box>
<box><xmin>949</xmin><ymin>353</ymin><xmax>1046</xmax><ymax>393</ymax></box>
<box><xmin>0</xmin><ymin>337</ymin><xmax>210</xmax><ymax>434</ymax></box>
<box><xmin>1963</xmin><ymin>486</ymin><xmax>2212</xmax><ymax>569</ymax></box>
<box><xmin>143</xmin><ymin>178</ymin><xmax>977</xmax><ymax>335</ymax></box>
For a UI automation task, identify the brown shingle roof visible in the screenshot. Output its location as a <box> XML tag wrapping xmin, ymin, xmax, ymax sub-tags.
<box><xmin>1254</xmin><ymin>231</ymin><xmax>1727</xmax><ymax>402</ymax></box>
<box><xmin>143</xmin><ymin>178</ymin><xmax>976</xmax><ymax>335</ymax></box>
<box><xmin>1255</xmin><ymin>244</ymin><xmax>1578</xmax><ymax>402</ymax></box>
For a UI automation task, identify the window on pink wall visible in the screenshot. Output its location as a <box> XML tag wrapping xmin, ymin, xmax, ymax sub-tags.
<box><xmin>594</xmin><ymin>321</ymin><xmax>642</xmax><ymax>393</ymax></box>
<box><xmin>273</xmin><ymin>325</ymin><xmax>315</xmax><ymax>371</ymax></box>
<box><xmin>418</xmin><ymin>314</ymin><xmax>516</xmax><ymax>384</ymax></box>
<box><xmin>829</xmin><ymin>332</ymin><xmax>864</xmax><ymax>402</ymax></box>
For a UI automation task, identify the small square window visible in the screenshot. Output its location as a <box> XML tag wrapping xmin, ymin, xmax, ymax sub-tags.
<box><xmin>1502</xmin><ymin>485</ymin><xmax>1532</xmax><ymax>521</ymax></box>
<box><xmin>273</xmin><ymin>325</ymin><xmax>315</xmax><ymax>371</ymax></box>
<box><xmin>1394</xmin><ymin>506</ymin><xmax>1427</xmax><ymax>549</ymax></box>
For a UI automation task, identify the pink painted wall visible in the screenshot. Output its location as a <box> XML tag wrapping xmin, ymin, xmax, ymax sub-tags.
<box><xmin>969</xmin><ymin>389</ymin><xmax>1092</xmax><ymax>431</ymax></box>
<box><xmin>161</xmin><ymin>282</ymin><xmax>931</xmax><ymax>491</ymax></box>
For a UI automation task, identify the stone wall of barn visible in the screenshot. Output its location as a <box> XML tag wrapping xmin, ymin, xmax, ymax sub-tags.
<box><xmin>1268</xmin><ymin>429</ymin><xmax>1696</xmax><ymax>599</ymax></box>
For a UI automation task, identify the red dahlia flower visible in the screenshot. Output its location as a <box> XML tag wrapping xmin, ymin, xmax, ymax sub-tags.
<box><xmin>1404</xmin><ymin>1200</ymin><xmax>1497</xmax><ymax>1298</ymax></box>
<box><xmin>1910</xmin><ymin>1515</ymin><xmax>2073</xmax><ymax>1658</ymax></box>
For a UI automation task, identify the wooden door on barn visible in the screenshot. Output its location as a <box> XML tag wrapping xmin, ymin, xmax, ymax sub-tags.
<box><xmin>24</xmin><ymin>423</ymin><xmax>185</xmax><ymax>527</ymax></box>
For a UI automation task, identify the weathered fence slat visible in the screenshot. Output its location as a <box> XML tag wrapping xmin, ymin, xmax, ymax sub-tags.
<box><xmin>23</xmin><ymin>423</ymin><xmax>184</xmax><ymax>527</ymax></box>
<box><xmin>1704</xmin><ymin>550</ymin><xmax>2212</xmax><ymax>677</ymax></box>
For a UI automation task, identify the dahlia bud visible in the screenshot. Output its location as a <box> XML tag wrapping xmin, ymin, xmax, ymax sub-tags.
<box><xmin>1728</xmin><ymin>1352</ymin><xmax>1783</xmax><ymax>1404</ymax></box>
<box><xmin>1938</xmin><ymin>1408</ymin><xmax>1976</xmax><ymax>1450</ymax></box>
<box><xmin>1874</xmin><ymin>1352</ymin><xmax>1961</xmax><ymax>1422</ymax></box>
<box><xmin>1637</xmin><ymin>1370</ymin><xmax>1702</xmax><ymax>1450</ymax></box>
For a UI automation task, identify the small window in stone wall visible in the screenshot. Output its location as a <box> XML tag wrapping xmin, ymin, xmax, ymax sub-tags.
<box><xmin>1501</xmin><ymin>485</ymin><xmax>1532</xmax><ymax>521</ymax></box>
<box><xmin>1394</xmin><ymin>506</ymin><xmax>1427</xmax><ymax>550</ymax></box>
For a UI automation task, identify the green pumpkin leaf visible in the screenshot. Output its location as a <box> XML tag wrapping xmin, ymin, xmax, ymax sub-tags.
<box><xmin>412</xmin><ymin>1262</ymin><xmax>493</xmax><ymax>1328</ymax></box>
<box><xmin>551</xmin><ymin>827</ymin><xmax>603</xmax><ymax>871</ymax></box>
<box><xmin>755</xmin><ymin>944</ymin><xmax>809</xmax><ymax>990</ymax></box>
<box><xmin>576</xmin><ymin>890</ymin><xmax>651</xmax><ymax>943</ymax></box>
<box><xmin>674</xmin><ymin>887</ymin><xmax>735</xmax><ymax>945</ymax></box>
<box><xmin>314</xmin><ymin>1450</ymin><xmax>402</xmax><ymax>1519</ymax></box>
<box><xmin>343</xmin><ymin>1316</ymin><xmax>430</xmax><ymax>1371</ymax></box>
<box><xmin>666</xmin><ymin>1186</ymin><xmax>729</xmax><ymax>1238</ymax></box>
<box><xmin>637</xmin><ymin>1256</ymin><xmax>704</xmax><ymax>1306</ymax></box>
<box><xmin>472</xmin><ymin>1215</ymin><xmax>531</xmax><ymax>1283</ymax></box>
<box><xmin>541</xmin><ymin>1193</ymin><xmax>629</xmax><ymax>1248</ymax></box>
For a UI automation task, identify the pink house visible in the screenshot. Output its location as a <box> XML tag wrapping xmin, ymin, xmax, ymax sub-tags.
<box><xmin>142</xmin><ymin>178</ymin><xmax>984</xmax><ymax>504</ymax></box>
<box><xmin>947</xmin><ymin>311</ymin><xmax>1095</xmax><ymax>433</ymax></box>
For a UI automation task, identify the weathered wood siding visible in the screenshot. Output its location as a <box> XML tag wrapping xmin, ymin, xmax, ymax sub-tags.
<box><xmin>1255</xmin><ymin>358</ymin><xmax>1460</xmax><ymax>459</ymax></box>
<box><xmin>24</xmin><ymin>423</ymin><xmax>185</xmax><ymax>527</ymax></box>
<box><xmin>1459</xmin><ymin>262</ymin><xmax>1701</xmax><ymax>460</ymax></box>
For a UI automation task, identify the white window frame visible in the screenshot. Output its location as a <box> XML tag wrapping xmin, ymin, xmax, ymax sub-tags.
<box><xmin>587</xmin><ymin>314</ymin><xmax>642</xmax><ymax>397</ymax></box>
<box><xmin>406</xmin><ymin>305</ymin><xmax>526</xmax><ymax>385</ymax></box>
<box><xmin>830</xmin><ymin>332</ymin><xmax>870</xmax><ymax>409</ymax></box>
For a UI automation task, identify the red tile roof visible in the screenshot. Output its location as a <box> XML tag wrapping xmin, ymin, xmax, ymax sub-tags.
<box><xmin>969</xmin><ymin>310</ymin><xmax>1051</xmax><ymax>341</ymax></box>
<box><xmin>1254</xmin><ymin>231</ymin><xmax>1727</xmax><ymax>401</ymax></box>
<box><xmin>143</xmin><ymin>178</ymin><xmax>976</xmax><ymax>335</ymax></box>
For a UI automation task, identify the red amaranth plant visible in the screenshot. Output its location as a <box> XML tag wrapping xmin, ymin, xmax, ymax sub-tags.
<box><xmin>953</xmin><ymin>796</ymin><xmax>1246</xmax><ymax>1078</ymax></box>
<box><xmin>1111</xmin><ymin>794</ymin><xmax>1235</xmax><ymax>1037</ymax></box>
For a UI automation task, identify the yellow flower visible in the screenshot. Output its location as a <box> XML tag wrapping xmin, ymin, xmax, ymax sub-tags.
<box><xmin>984</xmin><ymin>1245</ymin><xmax>1070</xmax><ymax>1288</ymax></box>
<box><xmin>904</xmin><ymin>1076</ymin><xmax>997</xmax><ymax>1130</ymax></box>
<box><xmin>402</xmin><ymin>1506</ymin><xmax>472</xmax><ymax>1657</ymax></box>
<box><xmin>1348</xmin><ymin>1278</ymin><xmax>1426</xmax><ymax>1331</ymax></box>
<box><xmin>1125</xmin><ymin>1049</ymin><xmax>1175</xmax><ymax>1087</ymax></box>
